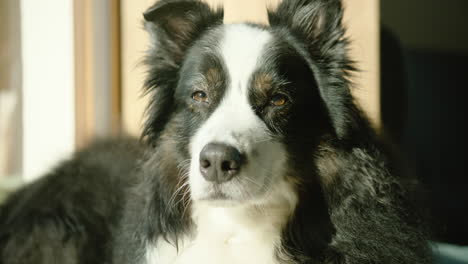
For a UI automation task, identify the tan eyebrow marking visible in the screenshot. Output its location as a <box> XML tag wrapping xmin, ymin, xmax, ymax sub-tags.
<box><xmin>198</xmin><ymin>67</ymin><xmax>225</xmax><ymax>101</ymax></box>
<box><xmin>252</xmin><ymin>73</ymin><xmax>273</xmax><ymax>96</ymax></box>
<box><xmin>204</xmin><ymin>67</ymin><xmax>224</xmax><ymax>88</ymax></box>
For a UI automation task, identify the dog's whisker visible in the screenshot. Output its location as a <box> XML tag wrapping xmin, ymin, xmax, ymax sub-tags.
<box><xmin>169</xmin><ymin>181</ymin><xmax>190</xmax><ymax>207</ymax></box>
<box><xmin>244</xmin><ymin>176</ymin><xmax>263</xmax><ymax>188</ymax></box>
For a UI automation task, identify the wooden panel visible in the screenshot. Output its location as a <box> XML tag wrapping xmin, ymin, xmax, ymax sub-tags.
<box><xmin>120</xmin><ymin>0</ymin><xmax>154</xmax><ymax>136</ymax></box>
<box><xmin>74</xmin><ymin>0</ymin><xmax>96</xmax><ymax>148</ymax></box>
<box><xmin>75</xmin><ymin>0</ymin><xmax>123</xmax><ymax>148</ymax></box>
<box><xmin>110</xmin><ymin>0</ymin><xmax>123</xmax><ymax>134</ymax></box>
<box><xmin>121</xmin><ymin>0</ymin><xmax>380</xmax><ymax>135</ymax></box>
<box><xmin>206</xmin><ymin>0</ymin><xmax>280</xmax><ymax>24</ymax></box>
<box><xmin>0</xmin><ymin>0</ymin><xmax>22</xmax><ymax>177</ymax></box>
<box><xmin>343</xmin><ymin>0</ymin><xmax>380</xmax><ymax>128</ymax></box>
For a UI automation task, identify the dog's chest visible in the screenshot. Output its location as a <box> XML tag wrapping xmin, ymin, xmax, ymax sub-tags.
<box><xmin>148</xmin><ymin>231</ymin><xmax>281</xmax><ymax>264</ymax></box>
<box><xmin>146</xmin><ymin>207</ymin><xmax>293</xmax><ymax>264</ymax></box>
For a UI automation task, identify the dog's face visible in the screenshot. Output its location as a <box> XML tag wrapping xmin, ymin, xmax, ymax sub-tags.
<box><xmin>142</xmin><ymin>0</ymin><xmax>353</xmax><ymax>206</ymax></box>
<box><xmin>178</xmin><ymin>24</ymin><xmax>327</xmax><ymax>203</ymax></box>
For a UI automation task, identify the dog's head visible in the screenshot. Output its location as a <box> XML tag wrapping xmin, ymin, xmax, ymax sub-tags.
<box><xmin>142</xmin><ymin>0</ymin><xmax>354</xmax><ymax>207</ymax></box>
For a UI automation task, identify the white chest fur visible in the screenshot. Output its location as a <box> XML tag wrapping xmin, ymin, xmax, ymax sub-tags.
<box><xmin>146</xmin><ymin>203</ymin><xmax>295</xmax><ymax>264</ymax></box>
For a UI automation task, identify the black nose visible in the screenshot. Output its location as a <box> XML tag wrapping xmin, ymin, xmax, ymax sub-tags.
<box><xmin>199</xmin><ymin>143</ymin><xmax>243</xmax><ymax>183</ymax></box>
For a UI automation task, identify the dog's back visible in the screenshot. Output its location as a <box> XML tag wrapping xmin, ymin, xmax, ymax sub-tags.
<box><xmin>0</xmin><ymin>138</ymin><xmax>144</xmax><ymax>264</ymax></box>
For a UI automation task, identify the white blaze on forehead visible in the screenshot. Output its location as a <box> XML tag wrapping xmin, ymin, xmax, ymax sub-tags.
<box><xmin>220</xmin><ymin>24</ymin><xmax>272</xmax><ymax>94</ymax></box>
<box><xmin>190</xmin><ymin>24</ymin><xmax>273</xmax><ymax>154</ymax></box>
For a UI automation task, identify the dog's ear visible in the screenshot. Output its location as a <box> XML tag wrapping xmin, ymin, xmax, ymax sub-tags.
<box><xmin>268</xmin><ymin>0</ymin><xmax>345</xmax><ymax>46</ymax></box>
<box><xmin>269</xmin><ymin>0</ymin><xmax>360</xmax><ymax>139</ymax></box>
<box><xmin>142</xmin><ymin>0</ymin><xmax>223</xmax><ymax>143</ymax></box>
<box><xmin>144</xmin><ymin>0</ymin><xmax>224</xmax><ymax>65</ymax></box>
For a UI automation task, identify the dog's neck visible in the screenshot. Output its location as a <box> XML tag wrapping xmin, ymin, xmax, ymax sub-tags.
<box><xmin>148</xmin><ymin>179</ymin><xmax>298</xmax><ymax>264</ymax></box>
<box><xmin>191</xmin><ymin>202</ymin><xmax>288</xmax><ymax>241</ymax></box>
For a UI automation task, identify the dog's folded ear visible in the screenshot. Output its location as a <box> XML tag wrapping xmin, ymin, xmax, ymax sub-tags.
<box><xmin>144</xmin><ymin>0</ymin><xmax>224</xmax><ymax>65</ymax></box>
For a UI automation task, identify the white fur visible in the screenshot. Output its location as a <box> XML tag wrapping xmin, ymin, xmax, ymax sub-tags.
<box><xmin>146</xmin><ymin>180</ymin><xmax>298</xmax><ymax>264</ymax></box>
<box><xmin>146</xmin><ymin>24</ymin><xmax>298</xmax><ymax>264</ymax></box>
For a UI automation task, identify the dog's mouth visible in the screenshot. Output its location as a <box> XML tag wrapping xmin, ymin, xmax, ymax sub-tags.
<box><xmin>188</xmin><ymin>142</ymin><xmax>269</xmax><ymax>203</ymax></box>
<box><xmin>198</xmin><ymin>186</ymin><xmax>239</xmax><ymax>205</ymax></box>
<box><xmin>200</xmin><ymin>184</ymin><xmax>231</xmax><ymax>200</ymax></box>
<box><xmin>190</xmin><ymin>165</ymin><xmax>298</xmax><ymax>214</ymax></box>
<box><xmin>193</xmin><ymin>175</ymin><xmax>263</xmax><ymax>203</ymax></box>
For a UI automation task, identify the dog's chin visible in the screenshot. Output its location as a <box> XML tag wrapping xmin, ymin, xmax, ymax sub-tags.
<box><xmin>191</xmin><ymin>183</ymin><xmax>264</xmax><ymax>207</ymax></box>
<box><xmin>199</xmin><ymin>198</ymin><xmax>241</xmax><ymax>207</ymax></box>
<box><xmin>194</xmin><ymin>190</ymin><xmax>249</xmax><ymax>206</ymax></box>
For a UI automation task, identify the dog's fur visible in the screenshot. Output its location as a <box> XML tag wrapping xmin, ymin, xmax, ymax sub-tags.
<box><xmin>0</xmin><ymin>139</ymin><xmax>145</xmax><ymax>263</ymax></box>
<box><xmin>0</xmin><ymin>0</ymin><xmax>431</xmax><ymax>263</ymax></box>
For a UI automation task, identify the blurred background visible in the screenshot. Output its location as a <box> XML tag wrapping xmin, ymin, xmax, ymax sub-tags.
<box><xmin>380</xmin><ymin>1</ymin><xmax>468</xmax><ymax>262</ymax></box>
<box><xmin>381</xmin><ymin>0</ymin><xmax>468</xmax><ymax>244</ymax></box>
<box><xmin>0</xmin><ymin>0</ymin><xmax>467</xmax><ymax>261</ymax></box>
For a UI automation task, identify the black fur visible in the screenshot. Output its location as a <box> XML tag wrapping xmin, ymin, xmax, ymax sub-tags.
<box><xmin>0</xmin><ymin>138</ymin><xmax>145</xmax><ymax>263</ymax></box>
<box><xmin>0</xmin><ymin>0</ymin><xmax>432</xmax><ymax>263</ymax></box>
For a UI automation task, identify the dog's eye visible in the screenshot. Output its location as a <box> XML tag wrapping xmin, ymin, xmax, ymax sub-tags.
<box><xmin>270</xmin><ymin>94</ymin><xmax>288</xmax><ymax>107</ymax></box>
<box><xmin>192</xmin><ymin>91</ymin><xmax>208</xmax><ymax>103</ymax></box>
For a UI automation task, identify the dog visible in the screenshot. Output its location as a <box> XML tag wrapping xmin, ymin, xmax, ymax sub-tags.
<box><xmin>0</xmin><ymin>0</ymin><xmax>431</xmax><ymax>263</ymax></box>
<box><xmin>0</xmin><ymin>138</ymin><xmax>144</xmax><ymax>263</ymax></box>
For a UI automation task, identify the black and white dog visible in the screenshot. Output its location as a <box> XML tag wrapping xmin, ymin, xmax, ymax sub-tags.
<box><xmin>0</xmin><ymin>0</ymin><xmax>431</xmax><ymax>263</ymax></box>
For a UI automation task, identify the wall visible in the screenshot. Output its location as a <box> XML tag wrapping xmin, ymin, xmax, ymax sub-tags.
<box><xmin>20</xmin><ymin>0</ymin><xmax>76</xmax><ymax>181</ymax></box>
<box><xmin>381</xmin><ymin>0</ymin><xmax>468</xmax><ymax>53</ymax></box>
<box><xmin>0</xmin><ymin>0</ymin><xmax>22</xmax><ymax>178</ymax></box>
<box><xmin>75</xmin><ymin>0</ymin><xmax>121</xmax><ymax>148</ymax></box>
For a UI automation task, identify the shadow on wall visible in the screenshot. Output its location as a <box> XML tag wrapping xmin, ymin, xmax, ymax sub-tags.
<box><xmin>381</xmin><ymin>0</ymin><xmax>468</xmax><ymax>246</ymax></box>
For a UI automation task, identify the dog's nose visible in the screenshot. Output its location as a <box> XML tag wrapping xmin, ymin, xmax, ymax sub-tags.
<box><xmin>199</xmin><ymin>143</ymin><xmax>243</xmax><ymax>183</ymax></box>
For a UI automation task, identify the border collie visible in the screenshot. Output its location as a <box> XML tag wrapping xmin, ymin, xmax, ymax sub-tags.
<box><xmin>0</xmin><ymin>0</ymin><xmax>431</xmax><ymax>263</ymax></box>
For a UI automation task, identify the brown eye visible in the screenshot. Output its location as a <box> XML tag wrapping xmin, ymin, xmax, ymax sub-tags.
<box><xmin>192</xmin><ymin>91</ymin><xmax>208</xmax><ymax>102</ymax></box>
<box><xmin>270</xmin><ymin>94</ymin><xmax>288</xmax><ymax>107</ymax></box>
